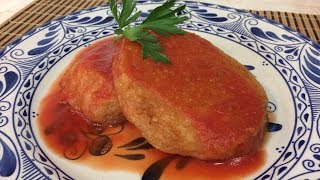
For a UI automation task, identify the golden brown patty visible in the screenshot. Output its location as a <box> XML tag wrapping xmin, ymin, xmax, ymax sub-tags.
<box><xmin>60</xmin><ymin>37</ymin><xmax>125</xmax><ymax>125</ymax></box>
<box><xmin>112</xmin><ymin>33</ymin><xmax>268</xmax><ymax>160</ymax></box>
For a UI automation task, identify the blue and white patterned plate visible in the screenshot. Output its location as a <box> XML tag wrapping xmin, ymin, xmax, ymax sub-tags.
<box><xmin>0</xmin><ymin>0</ymin><xmax>320</xmax><ymax>179</ymax></box>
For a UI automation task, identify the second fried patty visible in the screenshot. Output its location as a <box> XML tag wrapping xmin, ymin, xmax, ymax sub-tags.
<box><xmin>60</xmin><ymin>37</ymin><xmax>125</xmax><ymax>125</ymax></box>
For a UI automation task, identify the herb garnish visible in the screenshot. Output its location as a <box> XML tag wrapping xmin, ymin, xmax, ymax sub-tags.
<box><xmin>109</xmin><ymin>0</ymin><xmax>188</xmax><ymax>64</ymax></box>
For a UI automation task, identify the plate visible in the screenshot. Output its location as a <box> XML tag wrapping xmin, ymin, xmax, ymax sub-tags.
<box><xmin>0</xmin><ymin>0</ymin><xmax>320</xmax><ymax>179</ymax></box>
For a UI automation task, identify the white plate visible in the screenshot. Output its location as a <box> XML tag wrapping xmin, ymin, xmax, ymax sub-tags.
<box><xmin>0</xmin><ymin>0</ymin><xmax>320</xmax><ymax>179</ymax></box>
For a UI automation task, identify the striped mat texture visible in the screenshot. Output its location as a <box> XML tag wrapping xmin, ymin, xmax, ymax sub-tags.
<box><xmin>0</xmin><ymin>0</ymin><xmax>320</xmax><ymax>48</ymax></box>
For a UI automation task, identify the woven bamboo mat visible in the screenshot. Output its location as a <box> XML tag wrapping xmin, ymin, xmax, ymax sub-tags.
<box><xmin>0</xmin><ymin>0</ymin><xmax>320</xmax><ymax>49</ymax></box>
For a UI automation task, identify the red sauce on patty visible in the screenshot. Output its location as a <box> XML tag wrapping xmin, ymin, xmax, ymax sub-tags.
<box><xmin>38</xmin><ymin>36</ymin><xmax>266</xmax><ymax>179</ymax></box>
<box><xmin>114</xmin><ymin>33</ymin><xmax>268</xmax><ymax>158</ymax></box>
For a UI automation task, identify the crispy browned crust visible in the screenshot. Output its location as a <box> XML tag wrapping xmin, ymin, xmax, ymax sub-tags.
<box><xmin>113</xmin><ymin>54</ymin><xmax>203</xmax><ymax>157</ymax></box>
<box><xmin>112</xmin><ymin>33</ymin><xmax>268</xmax><ymax>160</ymax></box>
<box><xmin>60</xmin><ymin>50</ymin><xmax>125</xmax><ymax>125</ymax></box>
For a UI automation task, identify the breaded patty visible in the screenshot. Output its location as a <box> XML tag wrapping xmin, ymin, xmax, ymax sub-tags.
<box><xmin>60</xmin><ymin>37</ymin><xmax>125</xmax><ymax>125</ymax></box>
<box><xmin>112</xmin><ymin>33</ymin><xmax>268</xmax><ymax>160</ymax></box>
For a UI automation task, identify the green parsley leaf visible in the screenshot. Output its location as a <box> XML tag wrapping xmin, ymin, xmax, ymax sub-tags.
<box><xmin>109</xmin><ymin>0</ymin><xmax>188</xmax><ymax>63</ymax></box>
<box><xmin>142</xmin><ymin>16</ymin><xmax>188</xmax><ymax>36</ymax></box>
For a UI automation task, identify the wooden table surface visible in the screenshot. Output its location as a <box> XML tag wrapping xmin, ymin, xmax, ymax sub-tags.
<box><xmin>1</xmin><ymin>0</ymin><xmax>320</xmax><ymax>25</ymax></box>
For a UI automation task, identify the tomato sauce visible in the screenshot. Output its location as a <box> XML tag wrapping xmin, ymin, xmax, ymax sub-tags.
<box><xmin>114</xmin><ymin>33</ymin><xmax>268</xmax><ymax>159</ymax></box>
<box><xmin>38</xmin><ymin>37</ymin><xmax>265</xmax><ymax>179</ymax></box>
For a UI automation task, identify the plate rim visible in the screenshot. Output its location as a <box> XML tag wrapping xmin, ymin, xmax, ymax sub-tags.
<box><xmin>0</xmin><ymin>0</ymin><xmax>319</xmax><ymax>179</ymax></box>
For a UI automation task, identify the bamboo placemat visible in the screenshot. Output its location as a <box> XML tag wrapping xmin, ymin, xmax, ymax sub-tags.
<box><xmin>0</xmin><ymin>0</ymin><xmax>320</xmax><ymax>49</ymax></box>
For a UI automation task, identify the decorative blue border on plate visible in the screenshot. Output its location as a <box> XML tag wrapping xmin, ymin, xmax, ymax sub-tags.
<box><xmin>0</xmin><ymin>0</ymin><xmax>319</xmax><ymax>179</ymax></box>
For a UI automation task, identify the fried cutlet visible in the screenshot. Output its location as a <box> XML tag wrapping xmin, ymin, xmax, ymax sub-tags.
<box><xmin>112</xmin><ymin>33</ymin><xmax>268</xmax><ymax>160</ymax></box>
<box><xmin>60</xmin><ymin>37</ymin><xmax>125</xmax><ymax>125</ymax></box>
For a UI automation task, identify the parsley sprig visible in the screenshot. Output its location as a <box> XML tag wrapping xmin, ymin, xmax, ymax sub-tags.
<box><xmin>109</xmin><ymin>0</ymin><xmax>188</xmax><ymax>64</ymax></box>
